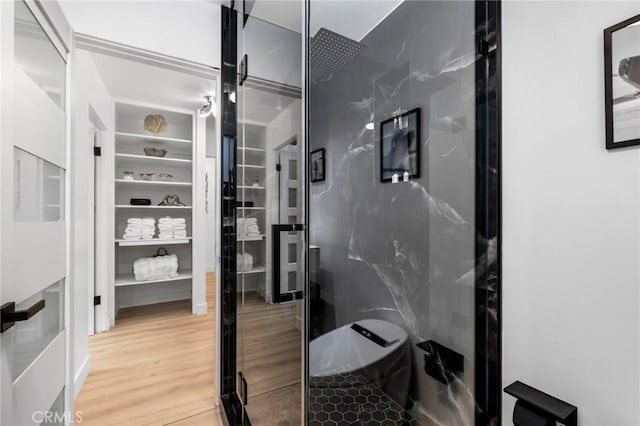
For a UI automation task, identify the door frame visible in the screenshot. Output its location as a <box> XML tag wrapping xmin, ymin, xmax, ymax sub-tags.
<box><xmin>88</xmin><ymin>106</ymin><xmax>108</xmax><ymax>335</ymax></box>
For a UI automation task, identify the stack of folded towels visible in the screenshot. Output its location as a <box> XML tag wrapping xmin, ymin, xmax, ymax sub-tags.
<box><xmin>158</xmin><ymin>217</ymin><xmax>187</xmax><ymax>239</ymax></box>
<box><xmin>123</xmin><ymin>217</ymin><xmax>155</xmax><ymax>240</ymax></box>
<box><xmin>237</xmin><ymin>252</ymin><xmax>254</xmax><ymax>272</ymax></box>
<box><xmin>237</xmin><ymin>217</ymin><xmax>260</xmax><ymax>236</ymax></box>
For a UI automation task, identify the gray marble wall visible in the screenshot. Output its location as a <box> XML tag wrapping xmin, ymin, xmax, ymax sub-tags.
<box><xmin>309</xmin><ymin>1</ymin><xmax>479</xmax><ymax>424</ymax></box>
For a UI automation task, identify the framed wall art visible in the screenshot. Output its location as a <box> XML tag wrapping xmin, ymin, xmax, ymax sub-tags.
<box><xmin>604</xmin><ymin>14</ymin><xmax>640</xmax><ymax>149</ymax></box>
<box><xmin>380</xmin><ymin>108</ymin><xmax>421</xmax><ymax>182</ymax></box>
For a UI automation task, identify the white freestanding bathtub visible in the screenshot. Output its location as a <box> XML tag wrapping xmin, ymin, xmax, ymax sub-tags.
<box><xmin>309</xmin><ymin>319</ymin><xmax>411</xmax><ymax>408</ymax></box>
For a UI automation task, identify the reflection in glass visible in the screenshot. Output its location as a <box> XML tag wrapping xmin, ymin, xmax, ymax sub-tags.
<box><xmin>10</xmin><ymin>279</ymin><xmax>64</xmax><ymax>380</ymax></box>
<box><xmin>14</xmin><ymin>148</ymin><xmax>65</xmax><ymax>222</ymax></box>
<box><xmin>45</xmin><ymin>388</ymin><xmax>65</xmax><ymax>426</ymax></box>
<box><xmin>14</xmin><ymin>0</ymin><xmax>66</xmax><ymax>108</ymax></box>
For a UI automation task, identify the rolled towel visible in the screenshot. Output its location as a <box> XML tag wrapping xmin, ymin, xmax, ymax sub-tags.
<box><xmin>243</xmin><ymin>252</ymin><xmax>253</xmax><ymax>271</ymax></box>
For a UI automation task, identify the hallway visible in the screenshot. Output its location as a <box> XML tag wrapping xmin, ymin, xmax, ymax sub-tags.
<box><xmin>75</xmin><ymin>274</ymin><xmax>221</xmax><ymax>425</ymax></box>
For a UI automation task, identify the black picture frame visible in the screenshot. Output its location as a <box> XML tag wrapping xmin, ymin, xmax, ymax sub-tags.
<box><xmin>380</xmin><ymin>108</ymin><xmax>421</xmax><ymax>182</ymax></box>
<box><xmin>310</xmin><ymin>148</ymin><xmax>325</xmax><ymax>182</ymax></box>
<box><xmin>604</xmin><ymin>14</ymin><xmax>640</xmax><ymax>150</ymax></box>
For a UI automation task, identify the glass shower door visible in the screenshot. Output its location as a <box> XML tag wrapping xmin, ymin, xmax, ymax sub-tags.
<box><xmin>236</xmin><ymin>4</ymin><xmax>304</xmax><ymax>425</ymax></box>
<box><xmin>306</xmin><ymin>1</ymin><xmax>500</xmax><ymax>425</ymax></box>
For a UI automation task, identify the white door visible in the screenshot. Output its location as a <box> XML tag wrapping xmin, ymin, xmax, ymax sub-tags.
<box><xmin>1</xmin><ymin>1</ymin><xmax>70</xmax><ymax>425</ymax></box>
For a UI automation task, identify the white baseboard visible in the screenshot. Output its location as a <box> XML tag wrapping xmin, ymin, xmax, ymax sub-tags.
<box><xmin>193</xmin><ymin>301</ymin><xmax>208</xmax><ymax>315</ymax></box>
<box><xmin>74</xmin><ymin>355</ymin><xmax>91</xmax><ymax>400</ymax></box>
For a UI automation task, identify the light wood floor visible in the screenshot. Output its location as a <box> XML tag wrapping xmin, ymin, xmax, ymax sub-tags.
<box><xmin>76</xmin><ymin>274</ymin><xmax>302</xmax><ymax>425</ymax></box>
<box><xmin>75</xmin><ymin>273</ymin><xmax>221</xmax><ymax>426</ymax></box>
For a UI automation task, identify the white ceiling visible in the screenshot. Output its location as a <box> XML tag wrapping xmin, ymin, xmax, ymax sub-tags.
<box><xmin>90</xmin><ymin>51</ymin><xmax>296</xmax><ymax>125</ymax></box>
<box><xmin>209</xmin><ymin>0</ymin><xmax>402</xmax><ymax>41</ymax></box>
<box><xmin>90</xmin><ymin>52</ymin><xmax>216</xmax><ymax>111</ymax></box>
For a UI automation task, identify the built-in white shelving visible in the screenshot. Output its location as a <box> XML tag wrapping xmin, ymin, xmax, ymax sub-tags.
<box><xmin>115</xmin><ymin>153</ymin><xmax>192</xmax><ymax>164</ymax></box>
<box><xmin>115</xmin><ymin>179</ymin><xmax>192</xmax><ymax>187</ymax></box>
<box><xmin>115</xmin><ymin>270</ymin><xmax>193</xmax><ymax>287</ymax></box>
<box><xmin>238</xmin><ymin>235</ymin><xmax>265</xmax><ymax>242</ymax></box>
<box><xmin>115</xmin><ymin>131</ymin><xmax>192</xmax><ymax>145</ymax></box>
<box><xmin>112</xmin><ymin>101</ymin><xmax>197</xmax><ymax>313</ymax></box>
<box><xmin>237</xmin><ymin>122</ymin><xmax>269</xmax><ymax>296</ymax></box>
<box><xmin>237</xmin><ymin>266</ymin><xmax>266</xmax><ymax>275</ymax></box>
<box><xmin>116</xmin><ymin>237</ymin><xmax>192</xmax><ymax>246</ymax></box>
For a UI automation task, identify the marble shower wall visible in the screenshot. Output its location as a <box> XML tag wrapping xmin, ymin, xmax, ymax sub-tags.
<box><xmin>309</xmin><ymin>1</ymin><xmax>479</xmax><ymax>424</ymax></box>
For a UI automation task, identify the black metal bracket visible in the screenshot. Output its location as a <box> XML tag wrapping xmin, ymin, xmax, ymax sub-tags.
<box><xmin>504</xmin><ymin>381</ymin><xmax>577</xmax><ymax>426</ymax></box>
<box><xmin>416</xmin><ymin>340</ymin><xmax>464</xmax><ymax>385</ymax></box>
<box><xmin>1</xmin><ymin>299</ymin><xmax>45</xmax><ymax>333</ymax></box>
<box><xmin>272</xmin><ymin>224</ymin><xmax>304</xmax><ymax>304</ymax></box>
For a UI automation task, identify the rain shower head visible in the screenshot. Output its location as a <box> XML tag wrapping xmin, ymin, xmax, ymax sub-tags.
<box><xmin>309</xmin><ymin>27</ymin><xmax>366</xmax><ymax>73</ymax></box>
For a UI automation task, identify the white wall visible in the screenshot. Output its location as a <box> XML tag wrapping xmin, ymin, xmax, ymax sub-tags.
<box><xmin>502</xmin><ymin>2</ymin><xmax>640</xmax><ymax>425</ymax></box>
<box><xmin>59</xmin><ymin>1</ymin><xmax>220</xmax><ymax>68</ymax></box>
<box><xmin>69</xmin><ymin>49</ymin><xmax>113</xmax><ymax>397</ymax></box>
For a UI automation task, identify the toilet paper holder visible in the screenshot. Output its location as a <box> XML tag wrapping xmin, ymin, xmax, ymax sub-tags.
<box><xmin>504</xmin><ymin>381</ymin><xmax>577</xmax><ymax>426</ymax></box>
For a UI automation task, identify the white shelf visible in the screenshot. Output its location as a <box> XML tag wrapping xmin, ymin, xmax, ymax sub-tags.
<box><xmin>115</xmin><ymin>131</ymin><xmax>192</xmax><ymax>145</ymax></box>
<box><xmin>115</xmin><ymin>270</ymin><xmax>193</xmax><ymax>287</ymax></box>
<box><xmin>116</xmin><ymin>237</ymin><xmax>192</xmax><ymax>246</ymax></box>
<box><xmin>115</xmin><ymin>179</ymin><xmax>192</xmax><ymax>187</ymax></box>
<box><xmin>237</xmin><ymin>266</ymin><xmax>266</xmax><ymax>275</ymax></box>
<box><xmin>238</xmin><ymin>234</ymin><xmax>265</xmax><ymax>241</ymax></box>
<box><xmin>115</xmin><ymin>205</ymin><xmax>192</xmax><ymax>209</ymax></box>
<box><xmin>239</xmin><ymin>164</ymin><xmax>266</xmax><ymax>169</ymax></box>
<box><xmin>239</xmin><ymin>147</ymin><xmax>265</xmax><ymax>153</ymax></box>
<box><xmin>238</xmin><ymin>185</ymin><xmax>265</xmax><ymax>190</ymax></box>
<box><xmin>115</xmin><ymin>153</ymin><xmax>192</xmax><ymax>164</ymax></box>
<box><xmin>238</xmin><ymin>207</ymin><xmax>265</xmax><ymax>210</ymax></box>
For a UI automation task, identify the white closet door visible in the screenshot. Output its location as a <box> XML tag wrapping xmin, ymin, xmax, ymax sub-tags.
<box><xmin>0</xmin><ymin>1</ymin><xmax>69</xmax><ymax>424</ymax></box>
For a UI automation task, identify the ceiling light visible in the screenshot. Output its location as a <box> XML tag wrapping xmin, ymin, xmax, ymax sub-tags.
<box><xmin>365</xmin><ymin>122</ymin><xmax>374</xmax><ymax>130</ymax></box>
<box><xmin>198</xmin><ymin>95</ymin><xmax>215</xmax><ymax>117</ymax></box>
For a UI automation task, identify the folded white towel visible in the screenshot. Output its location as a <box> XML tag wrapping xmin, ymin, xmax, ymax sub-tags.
<box><xmin>127</xmin><ymin>217</ymin><xmax>142</xmax><ymax>223</ymax></box>
<box><xmin>174</xmin><ymin>230</ymin><xmax>187</xmax><ymax>238</ymax></box>
<box><xmin>172</xmin><ymin>218</ymin><xmax>186</xmax><ymax>224</ymax></box>
<box><xmin>173</xmin><ymin>224</ymin><xmax>187</xmax><ymax>230</ymax></box>
<box><xmin>159</xmin><ymin>217</ymin><xmax>173</xmax><ymax>224</ymax></box>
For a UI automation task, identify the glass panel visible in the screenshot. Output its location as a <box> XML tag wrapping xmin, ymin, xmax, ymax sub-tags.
<box><xmin>14</xmin><ymin>147</ymin><xmax>65</xmax><ymax>222</ymax></box>
<box><xmin>238</xmin><ymin>6</ymin><xmax>303</xmax><ymax>426</ymax></box>
<box><xmin>288</xmin><ymin>159</ymin><xmax>297</xmax><ymax>180</ymax></box>
<box><xmin>288</xmin><ymin>188</ymin><xmax>296</xmax><ymax>208</ymax></box>
<box><xmin>308</xmin><ymin>1</ymin><xmax>493</xmax><ymax>424</ymax></box>
<box><xmin>10</xmin><ymin>279</ymin><xmax>64</xmax><ymax>380</ymax></box>
<box><xmin>42</xmin><ymin>388</ymin><xmax>65</xmax><ymax>426</ymax></box>
<box><xmin>14</xmin><ymin>0</ymin><xmax>66</xmax><ymax>109</ymax></box>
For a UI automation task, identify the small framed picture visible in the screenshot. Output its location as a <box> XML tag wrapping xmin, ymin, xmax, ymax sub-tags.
<box><xmin>310</xmin><ymin>148</ymin><xmax>325</xmax><ymax>182</ymax></box>
<box><xmin>380</xmin><ymin>108</ymin><xmax>421</xmax><ymax>182</ymax></box>
<box><xmin>604</xmin><ymin>14</ymin><xmax>640</xmax><ymax>149</ymax></box>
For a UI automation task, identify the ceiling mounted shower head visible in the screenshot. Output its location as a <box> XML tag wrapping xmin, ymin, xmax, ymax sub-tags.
<box><xmin>310</xmin><ymin>27</ymin><xmax>366</xmax><ymax>73</ymax></box>
<box><xmin>198</xmin><ymin>95</ymin><xmax>215</xmax><ymax>117</ymax></box>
